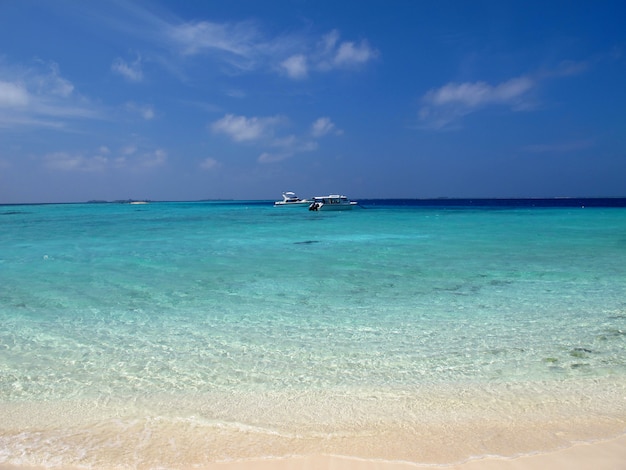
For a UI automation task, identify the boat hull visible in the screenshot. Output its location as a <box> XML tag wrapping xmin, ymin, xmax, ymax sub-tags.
<box><xmin>274</xmin><ymin>192</ymin><xmax>311</xmax><ymax>207</ymax></box>
<box><xmin>309</xmin><ymin>195</ymin><xmax>357</xmax><ymax>211</ymax></box>
<box><xmin>315</xmin><ymin>202</ymin><xmax>356</xmax><ymax>211</ymax></box>
<box><xmin>274</xmin><ymin>201</ymin><xmax>311</xmax><ymax>207</ymax></box>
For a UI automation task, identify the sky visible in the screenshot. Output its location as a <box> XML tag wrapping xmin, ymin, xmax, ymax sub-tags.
<box><xmin>0</xmin><ymin>0</ymin><xmax>625</xmax><ymax>203</ymax></box>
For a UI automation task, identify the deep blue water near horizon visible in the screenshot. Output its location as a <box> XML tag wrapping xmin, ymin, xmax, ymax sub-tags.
<box><xmin>1</xmin><ymin>199</ymin><xmax>625</xmax><ymax>466</ymax></box>
<box><xmin>4</xmin><ymin>196</ymin><xmax>626</xmax><ymax>209</ymax></box>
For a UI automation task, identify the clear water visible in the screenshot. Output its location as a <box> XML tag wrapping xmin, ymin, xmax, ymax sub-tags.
<box><xmin>1</xmin><ymin>201</ymin><xmax>625</xmax><ymax>467</ymax></box>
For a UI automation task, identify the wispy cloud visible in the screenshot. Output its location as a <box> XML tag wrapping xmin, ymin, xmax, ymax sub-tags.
<box><xmin>210</xmin><ymin>114</ymin><xmax>340</xmax><ymax>163</ymax></box>
<box><xmin>43</xmin><ymin>145</ymin><xmax>166</xmax><ymax>172</ymax></box>
<box><xmin>168</xmin><ymin>20</ymin><xmax>259</xmax><ymax>58</ymax></box>
<box><xmin>210</xmin><ymin>114</ymin><xmax>285</xmax><ymax>142</ymax></box>
<box><xmin>280</xmin><ymin>30</ymin><xmax>379</xmax><ymax>79</ymax></box>
<box><xmin>333</xmin><ymin>39</ymin><xmax>378</xmax><ymax>67</ymax></box>
<box><xmin>0</xmin><ymin>60</ymin><xmax>100</xmax><ymax>129</ymax></box>
<box><xmin>418</xmin><ymin>58</ymin><xmax>593</xmax><ymax>130</ymax></box>
<box><xmin>32</xmin><ymin>60</ymin><xmax>74</xmax><ymax>97</ymax></box>
<box><xmin>112</xmin><ymin>55</ymin><xmax>144</xmax><ymax>82</ymax></box>
<box><xmin>84</xmin><ymin>1</ymin><xmax>379</xmax><ymax>81</ymax></box>
<box><xmin>419</xmin><ymin>76</ymin><xmax>535</xmax><ymax>129</ymax></box>
<box><xmin>166</xmin><ymin>19</ymin><xmax>282</xmax><ymax>74</ymax></box>
<box><xmin>0</xmin><ymin>81</ymin><xmax>29</xmax><ymax>107</ymax></box>
<box><xmin>425</xmin><ymin>77</ymin><xmax>533</xmax><ymax>107</ymax></box>
<box><xmin>311</xmin><ymin>117</ymin><xmax>342</xmax><ymax>137</ymax></box>
<box><xmin>171</xmin><ymin>20</ymin><xmax>380</xmax><ymax>73</ymax></box>
<box><xmin>116</xmin><ymin>2</ymin><xmax>379</xmax><ymax>80</ymax></box>
<box><xmin>281</xmin><ymin>54</ymin><xmax>308</xmax><ymax>79</ymax></box>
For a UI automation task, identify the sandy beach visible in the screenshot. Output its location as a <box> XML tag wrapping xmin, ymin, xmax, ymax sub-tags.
<box><xmin>1</xmin><ymin>379</ymin><xmax>624</xmax><ymax>469</ymax></box>
<box><xmin>211</xmin><ymin>437</ymin><xmax>626</xmax><ymax>470</ymax></box>
<box><xmin>204</xmin><ymin>435</ymin><xmax>626</xmax><ymax>470</ymax></box>
<box><xmin>1</xmin><ymin>434</ymin><xmax>625</xmax><ymax>470</ymax></box>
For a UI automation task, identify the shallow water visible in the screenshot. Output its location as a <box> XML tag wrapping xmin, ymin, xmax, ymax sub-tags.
<box><xmin>1</xmin><ymin>201</ymin><xmax>625</xmax><ymax>467</ymax></box>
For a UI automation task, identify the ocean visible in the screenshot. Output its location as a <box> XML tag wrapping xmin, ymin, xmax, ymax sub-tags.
<box><xmin>1</xmin><ymin>199</ymin><xmax>625</xmax><ymax>467</ymax></box>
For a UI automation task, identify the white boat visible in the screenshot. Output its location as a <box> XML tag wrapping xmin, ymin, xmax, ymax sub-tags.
<box><xmin>274</xmin><ymin>191</ymin><xmax>311</xmax><ymax>207</ymax></box>
<box><xmin>308</xmin><ymin>194</ymin><xmax>357</xmax><ymax>211</ymax></box>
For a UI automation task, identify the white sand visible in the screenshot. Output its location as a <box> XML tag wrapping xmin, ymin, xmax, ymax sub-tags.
<box><xmin>201</xmin><ymin>435</ymin><xmax>626</xmax><ymax>470</ymax></box>
<box><xmin>2</xmin><ymin>434</ymin><xmax>624</xmax><ymax>470</ymax></box>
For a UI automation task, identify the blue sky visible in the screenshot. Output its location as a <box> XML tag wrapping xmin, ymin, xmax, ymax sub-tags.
<box><xmin>1</xmin><ymin>0</ymin><xmax>624</xmax><ymax>203</ymax></box>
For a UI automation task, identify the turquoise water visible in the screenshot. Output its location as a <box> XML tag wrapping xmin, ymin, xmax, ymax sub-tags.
<box><xmin>1</xmin><ymin>201</ymin><xmax>626</xmax><ymax>466</ymax></box>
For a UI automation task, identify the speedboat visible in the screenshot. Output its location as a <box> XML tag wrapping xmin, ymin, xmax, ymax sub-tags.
<box><xmin>274</xmin><ymin>191</ymin><xmax>311</xmax><ymax>207</ymax></box>
<box><xmin>308</xmin><ymin>195</ymin><xmax>357</xmax><ymax>211</ymax></box>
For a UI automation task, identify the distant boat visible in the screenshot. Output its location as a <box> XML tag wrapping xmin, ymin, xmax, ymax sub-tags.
<box><xmin>129</xmin><ymin>201</ymin><xmax>149</xmax><ymax>205</ymax></box>
<box><xmin>274</xmin><ymin>192</ymin><xmax>311</xmax><ymax>207</ymax></box>
<box><xmin>308</xmin><ymin>195</ymin><xmax>357</xmax><ymax>211</ymax></box>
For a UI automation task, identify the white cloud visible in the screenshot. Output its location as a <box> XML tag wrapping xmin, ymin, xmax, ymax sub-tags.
<box><xmin>168</xmin><ymin>19</ymin><xmax>308</xmax><ymax>76</ymax></box>
<box><xmin>333</xmin><ymin>40</ymin><xmax>377</xmax><ymax>67</ymax></box>
<box><xmin>36</xmin><ymin>61</ymin><xmax>74</xmax><ymax>97</ymax></box>
<box><xmin>0</xmin><ymin>81</ymin><xmax>29</xmax><ymax>107</ymax></box>
<box><xmin>281</xmin><ymin>54</ymin><xmax>308</xmax><ymax>79</ymax></box>
<box><xmin>319</xmin><ymin>30</ymin><xmax>340</xmax><ymax>56</ymax></box>
<box><xmin>419</xmin><ymin>76</ymin><xmax>535</xmax><ymax>129</ymax></box>
<box><xmin>112</xmin><ymin>56</ymin><xmax>143</xmax><ymax>82</ymax></box>
<box><xmin>78</xmin><ymin>3</ymin><xmax>378</xmax><ymax>81</ymax></box>
<box><xmin>0</xmin><ymin>61</ymin><xmax>99</xmax><ymax>129</ymax></box>
<box><xmin>167</xmin><ymin>19</ymin><xmax>263</xmax><ymax>74</ymax></box>
<box><xmin>169</xmin><ymin>20</ymin><xmax>257</xmax><ymax>57</ymax></box>
<box><xmin>425</xmin><ymin>77</ymin><xmax>533</xmax><ymax>107</ymax></box>
<box><xmin>315</xmin><ymin>30</ymin><xmax>379</xmax><ymax>72</ymax></box>
<box><xmin>89</xmin><ymin>0</ymin><xmax>384</xmax><ymax>80</ymax></box>
<box><xmin>165</xmin><ymin>16</ymin><xmax>377</xmax><ymax>79</ymax></box>
<box><xmin>311</xmin><ymin>117</ymin><xmax>339</xmax><ymax>137</ymax></box>
<box><xmin>210</xmin><ymin>113</ymin><xmax>337</xmax><ymax>164</ymax></box>
<box><xmin>210</xmin><ymin>114</ymin><xmax>283</xmax><ymax>142</ymax></box>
